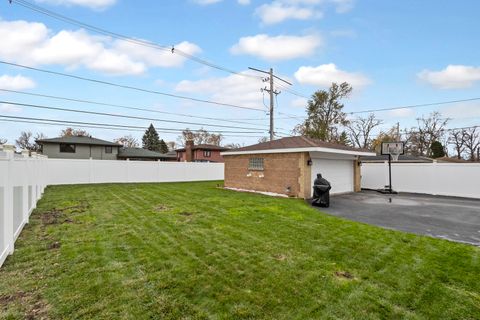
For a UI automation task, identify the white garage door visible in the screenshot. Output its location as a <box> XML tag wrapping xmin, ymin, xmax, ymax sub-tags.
<box><xmin>311</xmin><ymin>159</ymin><xmax>354</xmax><ymax>195</ymax></box>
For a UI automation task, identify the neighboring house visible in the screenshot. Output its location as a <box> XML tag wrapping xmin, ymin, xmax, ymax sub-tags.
<box><xmin>37</xmin><ymin>136</ymin><xmax>174</xmax><ymax>161</ymax></box>
<box><xmin>221</xmin><ymin>136</ymin><xmax>375</xmax><ymax>199</ymax></box>
<box><xmin>117</xmin><ymin>148</ymin><xmax>177</xmax><ymax>161</ymax></box>
<box><xmin>37</xmin><ymin>136</ymin><xmax>121</xmax><ymax>160</ymax></box>
<box><xmin>176</xmin><ymin>141</ymin><xmax>229</xmax><ymax>163</ymax></box>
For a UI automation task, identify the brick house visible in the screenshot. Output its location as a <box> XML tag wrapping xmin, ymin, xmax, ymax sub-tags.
<box><xmin>221</xmin><ymin>136</ymin><xmax>375</xmax><ymax>199</ymax></box>
<box><xmin>176</xmin><ymin>141</ymin><xmax>229</xmax><ymax>163</ymax></box>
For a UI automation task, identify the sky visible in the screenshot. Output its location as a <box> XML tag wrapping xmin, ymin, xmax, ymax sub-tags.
<box><xmin>0</xmin><ymin>0</ymin><xmax>480</xmax><ymax>147</ymax></box>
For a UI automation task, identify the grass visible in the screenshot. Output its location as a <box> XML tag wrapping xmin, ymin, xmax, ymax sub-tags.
<box><xmin>0</xmin><ymin>181</ymin><xmax>479</xmax><ymax>319</ymax></box>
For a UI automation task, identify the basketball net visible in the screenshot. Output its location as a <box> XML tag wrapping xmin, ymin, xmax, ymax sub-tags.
<box><xmin>389</xmin><ymin>146</ymin><xmax>401</xmax><ymax>162</ymax></box>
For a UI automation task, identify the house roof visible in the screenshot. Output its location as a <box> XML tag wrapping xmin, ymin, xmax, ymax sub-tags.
<box><xmin>435</xmin><ymin>156</ymin><xmax>472</xmax><ymax>163</ymax></box>
<box><xmin>221</xmin><ymin>136</ymin><xmax>375</xmax><ymax>156</ymax></box>
<box><xmin>360</xmin><ymin>155</ymin><xmax>434</xmax><ymax>163</ymax></box>
<box><xmin>176</xmin><ymin>144</ymin><xmax>230</xmax><ymax>152</ymax></box>
<box><xmin>118</xmin><ymin>148</ymin><xmax>176</xmax><ymax>159</ymax></box>
<box><xmin>36</xmin><ymin>136</ymin><xmax>121</xmax><ymax>147</ymax></box>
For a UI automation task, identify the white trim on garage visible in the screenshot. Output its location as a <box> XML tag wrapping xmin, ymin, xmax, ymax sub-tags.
<box><xmin>221</xmin><ymin>147</ymin><xmax>375</xmax><ymax>157</ymax></box>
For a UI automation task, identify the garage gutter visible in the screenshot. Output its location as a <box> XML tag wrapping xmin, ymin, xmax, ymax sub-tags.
<box><xmin>221</xmin><ymin>147</ymin><xmax>376</xmax><ymax>157</ymax></box>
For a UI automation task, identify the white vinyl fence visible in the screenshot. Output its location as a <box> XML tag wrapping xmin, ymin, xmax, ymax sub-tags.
<box><xmin>362</xmin><ymin>162</ymin><xmax>480</xmax><ymax>199</ymax></box>
<box><xmin>0</xmin><ymin>146</ymin><xmax>224</xmax><ymax>267</ymax></box>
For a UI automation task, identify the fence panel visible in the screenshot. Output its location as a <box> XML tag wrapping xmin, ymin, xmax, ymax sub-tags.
<box><xmin>0</xmin><ymin>148</ymin><xmax>224</xmax><ymax>268</ymax></box>
<box><xmin>362</xmin><ymin>162</ymin><xmax>480</xmax><ymax>199</ymax></box>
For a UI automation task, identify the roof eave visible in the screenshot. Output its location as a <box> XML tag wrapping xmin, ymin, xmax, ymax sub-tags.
<box><xmin>221</xmin><ymin>147</ymin><xmax>376</xmax><ymax>157</ymax></box>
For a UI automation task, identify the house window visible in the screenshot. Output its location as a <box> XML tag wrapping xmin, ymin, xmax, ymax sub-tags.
<box><xmin>248</xmin><ymin>158</ymin><xmax>264</xmax><ymax>170</ymax></box>
<box><xmin>105</xmin><ymin>146</ymin><xmax>113</xmax><ymax>154</ymax></box>
<box><xmin>59</xmin><ymin>143</ymin><xmax>75</xmax><ymax>153</ymax></box>
<box><xmin>203</xmin><ymin>150</ymin><xmax>211</xmax><ymax>157</ymax></box>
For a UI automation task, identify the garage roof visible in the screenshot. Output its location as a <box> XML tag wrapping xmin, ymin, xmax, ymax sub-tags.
<box><xmin>222</xmin><ymin>136</ymin><xmax>376</xmax><ymax>156</ymax></box>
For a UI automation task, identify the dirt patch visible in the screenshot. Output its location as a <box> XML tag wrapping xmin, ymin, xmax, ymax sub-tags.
<box><xmin>335</xmin><ymin>271</ymin><xmax>354</xmax><ymax>280</ymax></box>
<box><xmin>0</xmin><ymin>291</ymin><xmax>49</xmax><ymax>319</ymax></box>
<box><xmin>0</xmin><ymin>291</ymin><xmax>28</xmax><ymax>305</ymax></box>
<box><xmin>47</xmin><ymin>241</ymin><xmax>61</xmax><ymax>250</ymax></box>
<box><xmin>41</xmin><ymin>201</ymin><xmax>89</xmax><ymax>225</ymax></box>
<box><xmin>272</xmin><ymin>254</ymin><xmax>287</xmax><ymax>261</ymax></box>
<box><xmin>154</xmin><ymin>204</ymin><xmax>170</xmax><ymax>212</ymax></box>
<box><xmin>179</xmin><ymin>211</ymin><xmax>193</xmax><ymax>216</ymax></box>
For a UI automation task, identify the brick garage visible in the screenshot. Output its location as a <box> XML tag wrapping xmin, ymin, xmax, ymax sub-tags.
<box><xmin>222</xmin><ymin>136</ymin><xmax>375</xmax><ymax>199</ymax></box>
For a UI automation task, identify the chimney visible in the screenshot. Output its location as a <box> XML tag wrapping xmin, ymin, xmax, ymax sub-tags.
<box><xmin>185</xmin><ymin>139</ymin><xmax>194</xmax><ymax>162</ymax></box>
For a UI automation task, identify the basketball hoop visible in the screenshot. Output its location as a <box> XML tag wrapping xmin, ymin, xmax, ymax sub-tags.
<box><xmin>380</xmin><ymin>142</ymin><xmax>405</xmax><ymax>194</ymax></box>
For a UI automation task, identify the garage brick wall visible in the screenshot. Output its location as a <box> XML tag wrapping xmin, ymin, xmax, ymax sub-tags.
<box><xmin>224</xmin><ymin>152</ymin><xmax>311</xmax><ymax>198</ymax></box>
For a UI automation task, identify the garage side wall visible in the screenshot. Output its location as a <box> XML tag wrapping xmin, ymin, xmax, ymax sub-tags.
<box><xmin>224</xmin><ymin>152</ymin><xmax>310</xmax><ymax>198</ymax></box>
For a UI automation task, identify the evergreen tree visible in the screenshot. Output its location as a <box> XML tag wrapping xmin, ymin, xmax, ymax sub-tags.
<box><xmin>159</xmin><ymin>139</ymin><xmax>169</xmax><ymax>154</ymax></box>
<box><xmin>142</xmin><ymin>124</ymin><xmax>160</xmax><ymax>151</ymax></box>
<box><xmin>431</xmin><ymin>141</ymin><xmax>445</xmax><ymax>158</ymax></box>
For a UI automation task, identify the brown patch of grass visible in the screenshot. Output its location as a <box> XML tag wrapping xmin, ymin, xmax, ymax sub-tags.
<box><xmin>272</xmin><ymin>254</ymin><xmax>287</xmax><ymax>261</ymax></box>
<box><xmin>154</xmin><ymin>204</ymin><xmax>170</xmax><ymax>212</ymax></box>
<box><xmin>334</xmin><ymin>271</ymin><xmax>355</xmax><ymax>280</ymax></box>
<box><xmin>40</xmin><ymin>202</ymin><xmax>88</xmax><ymax>225</ymax></box>
<box><xmin>0</xmin><ymin>291</ymin><xmax>49</xmax><ymax>319</ymax></box>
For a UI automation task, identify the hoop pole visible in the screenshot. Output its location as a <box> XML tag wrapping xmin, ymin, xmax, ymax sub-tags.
<box><xmin>388</xmin><ymin>154</ymin><xmax>392</xmax><ymax>193</ymax></box>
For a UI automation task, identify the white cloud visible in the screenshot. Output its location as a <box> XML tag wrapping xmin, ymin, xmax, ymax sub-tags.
<box><xmin>0</xmin><ymin>19</ymin><xmax>201</xmax><ymax>76</ymax></box>
<box><xmin>294</xmin><ymin>63</ymin><xmax>371</xmax><ymax>88</ymax></box>
<box><xmin>291</xmin><ymin>97</ymin><xmax>308</xmax><ymax>108</ymax></box>
<box><xmin>231</xmin><ymin>34</ymin><xmax>322</xmax><ymax>61</ymax></box>
<box><xmin>0</xmin><ymin>103</ymin><xmax>22</xmax><ymax>113</ymax></box>
<box><xmin>35</xmin><ymin>0</ymin><xmax>116</xmax><ymax>10</ymax></box>
<box><xmin>418</xmin><ymin>65</ymin><xmax>480</xmax><ymax>89</ymax></box>
<box><xmin>0</xmin><ymin>75</ymin><xmax>36</xmax><ymax>90</ymax></box>
<box><xmin>254</xmin><ymin>0</ymin><xmax>354</xmax><ymax>25</ymax></box>
<box><xmin>175</xmin><ymin>72</ymin><xmax>265</xmax><ymax>110</ymax></box>
<box><xmin>388</xmin><ymin>108</ymin><xmax>415</xmax><ymax>118</ymax></box>
<box><xmin>192</xmin><ymin>0</ymin><xmax>222</xmax><ymax>5</ymax></box>
<box><xmin>114</xmin><ymin>41</ymin><xmax>201</xmax><ymax>68</ymax></box>
<box><xmin>255</xmin><ymin>2</ymin><xmax>321</xmax><ymax>25</ymax></box>
<box><xmin>441</xmin><ymin>102</ymin><xmax>480</xmax><ymax>119</ymax></box>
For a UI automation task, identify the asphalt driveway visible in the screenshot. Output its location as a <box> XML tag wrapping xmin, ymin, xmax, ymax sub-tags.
<box><xmin>317</xmin><ymin>190</ymin><xmax>480</xmax><ymax>246</ymax></box>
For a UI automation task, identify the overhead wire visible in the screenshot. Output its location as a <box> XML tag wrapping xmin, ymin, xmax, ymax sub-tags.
<box><xmin>10</xmin><ymin>0</ymin><xmax>263</xmax><ymax>80</ymax></box>
<box><xmin>0</xmin><ymin>114</ymin><xmax>268</xmax><ymax>136</ymax></box>
<box><xmin>0</xmin><ymin>60</ymin><xmax>265</xmax><ymax>112</ymax></box>
<box><xmin>0</xmin><ymin>100</ymin><xmax>267</xmax><ymax>132</ymax></box>
<box><xmin>0</xmin><ymin>89</ymin><xmax>271</xmax><ymax>128</ymax></box>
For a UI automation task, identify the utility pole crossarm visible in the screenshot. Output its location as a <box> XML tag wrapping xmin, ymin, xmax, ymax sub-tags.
<box><xmin>249</xmin><ymin>67</ymin><xmax>285</xmax><ymax>141</ymax></box>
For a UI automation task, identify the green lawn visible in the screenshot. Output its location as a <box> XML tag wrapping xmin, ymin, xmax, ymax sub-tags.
<box><xmin>0</xmin><ymin>182</ymin><xmax>479</xmax><ymax>319</ymax></box>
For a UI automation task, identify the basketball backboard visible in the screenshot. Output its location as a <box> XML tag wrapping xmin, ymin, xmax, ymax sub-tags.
<box><xmin>381</xmin><ymin>142</ymin><xmax>404</xmax><ymax>161</ymax></box>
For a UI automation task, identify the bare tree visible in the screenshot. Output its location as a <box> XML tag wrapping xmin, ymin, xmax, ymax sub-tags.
<box><xmin>409</xmin><ymin>112</ymin><xmax>449</xmax><ymax>156</ymax></box>
<box><xmin>463</xmin><ymin>127</ymin><xmax>480</xmax><ymax>161</ymax></box>
<box><xmin>224</xmin><ymin>142</ymin><xmax>243</xmax><ymax>149</ymax></box>
<box><xmin>371</xmin><ymin>126</ymin><xmax>401</xmax><ymax>154</ymax></box>
<box><xmin>0</xmin><ymin>138</ymin><xmax>7</xmax><ymax>144</ymax></box>
<box><xmin>60</xmin><ymin>127</ymin><xmax>91</xmax><ymax>137</ymax></box>
<box><xmin>166</xmin><ymin>141</ymin><xmax>177</xmax><ymax>151</ymax></box>
<box><xmin>345</xmin><ymin>113</ymin><xmax>382</xmax><ymax>149</ymax></box>
<box><xmin>258</xmin><ymin>137</ymin><xmax>269</xmax><ymax>143</ymax></box>
<box><xmin>15</xmin><ymin>132</ymin><xmax>46</xmax><ymax>152</ymax></box>
<box><xmin>114</xmin><ymin>135</ymin><xmax>139</xmax><ymax>148</ymax></box>
<box><xmin>178</xmin><ymin>129</ymin><xmax>223</xmax><ymax>146</ymax></box>
<box><xmin>449</xmin><ymin>130</ymin><xmax>466</xmax><ymax>159</ymax></box>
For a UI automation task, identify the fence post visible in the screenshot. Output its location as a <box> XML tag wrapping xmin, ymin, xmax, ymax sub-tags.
<box><xmin>20</xmin><ymin>150</ymin><xmax>29</xmax><ymax>224</ymax></box>
<box><xmin>3</xmin><ymin>146</ymin><xmax>15</xmax><ymax>255</ymax></box>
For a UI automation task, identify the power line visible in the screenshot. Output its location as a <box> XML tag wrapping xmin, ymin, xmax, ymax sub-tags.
<box><xmin>0</xmin><ymin>118</ymin><xmax>265</xmax><ymax>137</ymax></box>
<box><xmin>0</xmin><ymin>100</ymin><xmax>266</xmax><ymax>132</ymax></box>
<box><xmin>9</xmin><ymin>0</ymin><xmax>263</xmax><ymax>80</ymax></box>
<box><xmin>0</xmin><ymin>60</ymin><xmax>265</xmax><ymax>112</ymax></box>
<box><xmin>0</xmin><ymin>114</ymin><xmax>268</xmax><ymax>135</ymax></box>
<box><xmin>0</xmin><ymin>89</ymin><xmax>271</xmax><ymax>128</ymax></box>
<box><xmin>348</xmin><ymin>97</ymin><xmax>480</xmax><ymax>115</ymax></box>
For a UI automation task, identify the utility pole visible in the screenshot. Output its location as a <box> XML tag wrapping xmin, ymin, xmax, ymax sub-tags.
<box><xmin>249</xmin><ymin>67</ymin><xmax>291</xmax><ymax>141</ymax></box>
